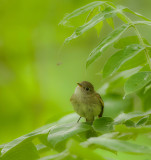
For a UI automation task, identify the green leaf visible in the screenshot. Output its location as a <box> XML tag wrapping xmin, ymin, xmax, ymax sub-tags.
<box><xmin>115</xmin><ymin>132</ymin><xmax>137</xmax><ymax>141</ymax></box>
<box><xmin>95</xmin><ymin>21</ymin><xmax>103</xmax><ymax>37</ymax></box>
<box><xmin>146</xmin><ymin>115</ymin><xmax>151</xmax><ymax>125</ymax></box>
<box><xmin>144</xmin><ymin>83</ymin><xmax>151</xmax><ymax>94</ymax></box>
<box><xmin>134</xmin><ymin>21</ymin><xmax>151</xmax><ymax>26</ymax></box>
<box><xmin>103</xmin><ymin>44</ymin><xmax>144</xmax><ymax>78</ymax></box>
<box><xmin>83</xmin><ymin>136</ymin><xmax>151</xmax><ymax>154</ymax></box>
<box><xmin>115</xmin><ymin>124</ymin><xmax>151</xmax><ymax>134</ymax></box>
<box><xmin>124</xmin><ymin>120</ymin><xmax>135</xmax><ymax>127</ymax></box>
<box><xmin>97</xmin><ymin>130</ymin><xmax>135</xmax><ymax>141</ymax></box>
<box><xmin>65</xmin><ymin>6</ymin><xmax>126</xmax><ymax>43</ymax></box>
<box><xmin>114</xmin><ymin>36</ymin><xmax>149</xmax><ymax>49</ymax></box>
<box><xmin>1</xmin><ymin>142</ymin><xmax>39</xmax><ymax>160</ymax></box>
<box><xmin>47</xmin><ymin>123</ymin><xmax>91</xmax><ymax>147</ymax></box>
<box><xmin>36</xmin><ymin>144</ymin><xmax>48</xmax><ymax>152</ymax></box>
<box><xmin>1</xmin><ymin>123</ymin><xmax>54</xmax><ymax>156</ymax></box>
<box><xmin>124</xmin><ymin>71</ymin><xmax>151</xmax><ymax>95</ymax></box>
<box><xmin>0</xmin><ymin>145</ymin><xmax>4</xmax><ymax>156</ymax></box>
<box><xmin>86</xmin><ymin>23</ymin><xmax>130</xmax><ymax>68</ymax></box>
<box><xmin>60</xmin><ymin>1</ymin><xmax>106</xmax><ymax>25</ymax></box>
<box><xmin>39</xmin><ymin>150</ymin><xmax>69</xmax><ymax>160</ymax></box>
<box><xmin>86</xmin><ymin>7</ymin><xmax>103</xmax><ymax>37</ymax></box>
<box><xmin>94</xmin><ymin>7</ymin><xmax>104</xmax><ymax>37</ymax></box>
<box><xmin>114</xmin><ymin>110</ymin><xmax>151</xmax><ymax>124</ymax></box>
<box><xmin>124</xmin><ymin>8</ymin><xmax>151</xmax><ymax>21</ymax></box>
<box><xmin>136</xmin><ymin>116</ymin><xmax>149</xmax><ymax>126</ymax></box>
<box><xmin>118</xmin><ymin>50</ymin><xmax>147</xmax><ymax>72</ymax></box>
<box><xmin>93</xmin><ymin>117</ymin><xmax>114</xmax><ymax>133</ymax></box>
<box><xmin>118</xmin><ymin>46</ymin><xmax>151</xmax><ymax>72</ymax></box>
<box><xmin>86</xmin><ymin>7</ymin><xmax>99</xmax><ymax>22</ymax></box>
<box><xmin>140</xmin><ymin>63</ymin><xmax>151</xmax><ymax>72</ymax></box>
<box><xmin>116</xmin><ymin>12</ymin><xmax>129</xmax><ymax>23</ymax></box>
<box><xmin>1</xmin><ymin>133</ymin><xmax>39</xmax><ymax>156</ymax></box>
<box><xmin>106</xmin><ymin>1</ymin><xmax>117</xmax><ymax>8</ymax></box>
<box><xmin>67</xmin><ymin>139</ymin><xmax>105</xmax><ymax>160</ymax></box>
<box><xmin>141</xmin><ymin>87</ymin><xmax>151</xmax><ymax>111</ymax></box>
<box><xmin>106</xmin><ymin>17</ymin><xmax>114</xmax><ymax>29</ymax></box>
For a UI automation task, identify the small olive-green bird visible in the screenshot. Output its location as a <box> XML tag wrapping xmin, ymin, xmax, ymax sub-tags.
<box><xmin>70</xmin><ymin>81</ymin><xmax>104</xmax><ymax>123</ymax></box>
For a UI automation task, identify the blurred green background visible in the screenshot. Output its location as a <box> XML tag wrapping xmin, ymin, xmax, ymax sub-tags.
<box><xmin>0</xmin><ymin>0</ymin><xmax>151</xmax><ymax>157</ymax></box>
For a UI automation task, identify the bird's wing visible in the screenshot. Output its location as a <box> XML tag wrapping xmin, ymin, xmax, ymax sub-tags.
<box><xmin>95</xmin><ymin>93</ymin><xmax>104</xmax><ymax>118</ymax></box>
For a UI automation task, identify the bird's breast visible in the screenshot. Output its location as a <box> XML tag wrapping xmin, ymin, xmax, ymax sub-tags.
<box><xmin>70</xmin><ymin>93</ymin><xmax>101</xmax><ymax>117</ymax></box>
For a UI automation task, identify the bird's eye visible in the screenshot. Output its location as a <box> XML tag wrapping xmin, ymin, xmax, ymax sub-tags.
<box><xmin>86</xmin><ymin>87</ymin><xmax>89</xmax><ymax>91</ymax></box>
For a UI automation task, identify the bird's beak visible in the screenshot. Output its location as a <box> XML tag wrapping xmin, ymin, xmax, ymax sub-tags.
<box><xmin>77</xmin><ymin>83</ymin><xmax>82</xmax><ymax>87</ymax></box>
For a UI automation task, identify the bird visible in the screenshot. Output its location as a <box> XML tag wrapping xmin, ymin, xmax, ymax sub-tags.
<box><xmin>70</xmin><ymin>81</ymin><xmax>104</xmax><ymax>123</ymax></box>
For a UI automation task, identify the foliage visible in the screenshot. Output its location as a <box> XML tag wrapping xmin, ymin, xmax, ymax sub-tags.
<box><xmin>1</xmin><ymin>1</ymin><xmax>151</xmax><ymax>160</ymax></box>
<box><xmin>60</xmin><ymin>0</ymin><xmax>151</xmax><ymax>98</ymax></box>
<box><xmin>1</xmin><ymin>111</ymin><xmax>151</xmax><ymax>160</ymax></box>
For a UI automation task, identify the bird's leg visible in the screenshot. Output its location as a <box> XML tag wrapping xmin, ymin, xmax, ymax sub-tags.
<box><xmin>77</xmin><ymin>117</ymin><xmax>81</xmax><ymax>123</ymax></box>
<box><xmin>86</xmin><ymin>117</ymin><xmax>94</xmax><ymax>125</ymax></box>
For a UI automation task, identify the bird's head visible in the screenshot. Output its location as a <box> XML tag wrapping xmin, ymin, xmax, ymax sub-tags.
<box><xmin>75</xmin><ymin>81</ymin><xmax>94</xmax><ymax>96</ymax></box>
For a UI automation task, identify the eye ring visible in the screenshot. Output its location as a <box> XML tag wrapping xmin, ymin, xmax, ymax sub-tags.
<box><xmin>86</xmin><ymin>87</ymin><xmax>89</xmax><ymax>91</ymax></box>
